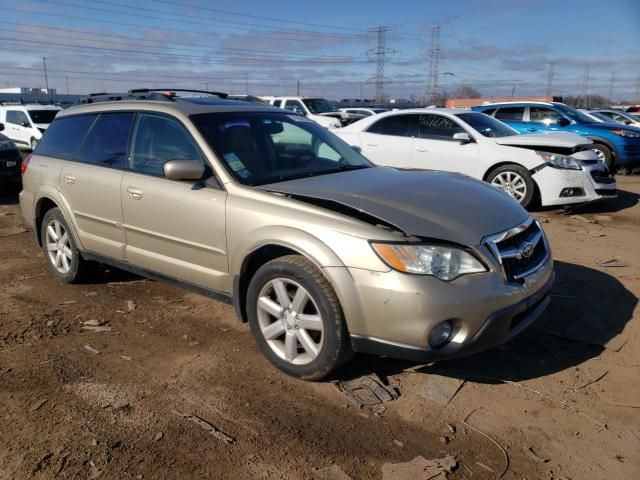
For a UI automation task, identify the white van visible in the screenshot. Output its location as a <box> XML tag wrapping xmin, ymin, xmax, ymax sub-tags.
<box><xmin>0</xmin><ymin>104</ymin><xmax>62</xmax><ymax>150</ymax></box>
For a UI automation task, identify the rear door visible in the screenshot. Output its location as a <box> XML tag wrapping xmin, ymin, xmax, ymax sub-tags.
<box><xmin>358</xmin><ymin>114</ymin><xmax>415</xmax><ymax>167</ymax></box>
<box><xmin>411</xmin><ymin>113</ymin><xmax>480</xmax><ymax>176</ymax></box>
<box><xmin>493</xmin><ymin>106</ymin><xmax>530</xmax><ymax>133</ymax></box>
<box><xmin>57</xmin><ymin>112</ymin><xmax>132</xmax><ymax>260</ymax></box>
<box><xmin>121</xmin><ymin>113</ymin><xmax>228</xmax><ymax>292</ymax></box>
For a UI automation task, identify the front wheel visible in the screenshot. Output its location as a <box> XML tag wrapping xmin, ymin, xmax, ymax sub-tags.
<box><xmin>487</xmin><ymin>164</ymin><xmax>535</xmax><ymax>209</ymax></box>
<box><xmin>246</xmin><ymin>255</ymin><xmax>352</xmax><ymax>380</ymax></box>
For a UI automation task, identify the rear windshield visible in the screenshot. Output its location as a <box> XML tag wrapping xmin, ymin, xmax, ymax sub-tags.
<box><xmin>456</xmin><ymin>112</ymin><xmax>518</xmax><ymax>138</ymax></box>
<box><xmin>28</xmin><ymin>110</ymin><xmax>60</xmax><ymax>124</ymax></box>
<box><xmin>191</xmin><ymin>111</ymin><xmax>371</xmax><ymax>186</ymax></box>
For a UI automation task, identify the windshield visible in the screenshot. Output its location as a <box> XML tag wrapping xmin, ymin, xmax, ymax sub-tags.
<box><xmin>28</xmin><ymin>110</ymin><xmax>59</xmax><ymax>124</ymax></box>
<box><xmin>302</xmin><ymin>98</ymin><xmax>337</xmax><ymax>114</ymax></box>
<box><xmin>192</xmin><ymin>112</ymin><xmax>371</xmax><ymax>186</ymax></box>
<box><xmin>553</xmin><ymin>104</ymin><xmax>596</xmax><ymax>124</ymax></box>
<box><xmin>455</xmin><ymin>112</ymin><xmax>519</xmax><ymax>138</ymax></box>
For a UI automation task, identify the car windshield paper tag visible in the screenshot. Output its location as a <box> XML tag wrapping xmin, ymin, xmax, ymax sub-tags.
<box><xmin>224</xmin><ymin>153</ymin><xmax>250</xmax><ymax>178</ymax></box>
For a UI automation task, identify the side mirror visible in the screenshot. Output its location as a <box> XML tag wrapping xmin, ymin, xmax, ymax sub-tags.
<box><xmin>556</xmin><ymin>117</ymin><xmax>570</xmax><ymax>127</ymax></box>
<box><xmin>164</xmin><ymin>160</ymin><xmax>205</xmax><ymax>181</ymax></box>
<box><xmin>453</xmin><ymin>132</ymin><xmax>473</xmax><ymax>143</ymax></box>
<box><xmin>0</xmin><ymin>123</ymin><xmax>4</xmax><ymax>132</ymax></box>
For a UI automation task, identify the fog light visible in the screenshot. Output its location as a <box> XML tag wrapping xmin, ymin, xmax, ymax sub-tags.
<box><xmin>428</xmin><ymin>320</ymin><xmax>453</xmax><ymax>349</ymax></box>
<box><xmin>560</xmin><ymin>187</ymin><xmax>584</xmax><ymax>197</ymax></box>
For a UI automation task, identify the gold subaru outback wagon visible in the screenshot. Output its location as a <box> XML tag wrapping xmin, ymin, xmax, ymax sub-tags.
<box><xmin>20</xmin><ymin>89</ymin><xmax>554</xmax><ymax>380</ymax></box>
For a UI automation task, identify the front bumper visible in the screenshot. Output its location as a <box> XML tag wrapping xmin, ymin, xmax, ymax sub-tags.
<box><xmin>325</xmin><ymin>243</ymin><xmax>554</xmax><ymax>362</ymax></box>
<box><xmin>532</xmin><ymin>163</ymin><xmax>616</xmax><ymax>207</ymax></box>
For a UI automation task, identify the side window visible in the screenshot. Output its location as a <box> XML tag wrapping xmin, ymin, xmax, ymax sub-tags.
<box><xmin>5</xmin><ymin>111</ymin><xmax>18</xmax><ymax>124</ymax></box>
<box><xmin>367</xmin><ymin>115</ymin><xmax>413</xmax><ymax>137</ymax></box>
<box><xmin>16</xmin><ymin>111</ymin><xmax>30</xmax><ymax>126</ymax></box>
<box><xmin>272</xmin><ymin>100</ymin><xmax>282</xmax><ymax>108</ymax></box>
<box><xmin>129</xmin><ymin>114</ymin><xmax>202</xmax><ymax>176</ymax></box>
<box><xmin>481</xmin><ymin>108</ymin><xmax>496</xmax><ymax>116</ymax></box>
<box><xmin>529</xmin><ymin>107</ymin><xmax>563</xmax><ymax>124</ymax></box>
<box><xmin>76</xmin><ymin>112</ymin><xmax>135</xmax><ymax>168</ymax></box>
<box><xmin>284</xmin><ymin>100</ymin><xmax>305</xmax><ymax>115</ymax></box>
<box><xmin>36</xmin><ymin>115</ymin><xmax>97</xmax><ymax>159</ymax></box>
<box><xmin>418</xmin><ymin>114</ymin><xmax>465</xmax><ymax>140</ymax></box>
<box><xmin>494</xmin><ymin>107</ymin><xmax>525</xmax><ymax>121</ymax></box>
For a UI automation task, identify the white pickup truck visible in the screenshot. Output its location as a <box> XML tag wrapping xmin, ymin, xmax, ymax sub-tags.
<box><xmin>262</xmin><ymin>96</ymin><xmax>358</xmax><ymax>128</ymax></box>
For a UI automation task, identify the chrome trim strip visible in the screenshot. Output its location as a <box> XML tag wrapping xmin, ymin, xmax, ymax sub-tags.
<box><xmin>123</xmin><ymin>223</ymin><xmax>226</xmax><ymax>256</ymax></box>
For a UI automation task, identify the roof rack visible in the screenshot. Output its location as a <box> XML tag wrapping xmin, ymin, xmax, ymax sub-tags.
<box><xmin>78</xmin><ymin>88</ymin><xmax>228</xmax><ymax>105</ymax></box>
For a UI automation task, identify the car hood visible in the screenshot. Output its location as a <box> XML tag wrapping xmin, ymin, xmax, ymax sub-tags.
<box><xmin>494</xmin><ymin>132</ymin><xmax>590</xmax><ymax>148</ymax></box>
<box><xmin>258</xmin><ymin>167</ymin><xmax>529</xmax><ymax>246</ymax></box>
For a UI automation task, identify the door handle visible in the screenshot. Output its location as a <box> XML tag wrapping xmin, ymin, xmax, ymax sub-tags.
<box><xmin>127</xmin><ymin>187</ymin><xmax>143</xmax><ymax>200</ymax></box>
<box><xmin>365</xmin><ymin>142</ymin><xmax>378</xmax><ymax>146</ymax></box>
<box><xmin>415</xmin><ymin>147</ymin><xmax>428</xmax><ymax>152</ymax></box>
<box><xmin>63</xmin><ymin>174</ymin><xmax>76</xmax><ymax>184</ymax></box>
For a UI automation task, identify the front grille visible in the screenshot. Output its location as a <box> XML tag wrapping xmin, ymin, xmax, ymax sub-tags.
<box><xmin>483</xmin><ymin>219</ymin><xmax>549</xmax><ymax>281</ymax></box>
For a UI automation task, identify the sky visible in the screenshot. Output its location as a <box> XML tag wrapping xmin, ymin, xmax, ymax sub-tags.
<box><xmin>0</xmin><ymin>0</ymin><xmax>639</xmax><ymax>101</ymax></box>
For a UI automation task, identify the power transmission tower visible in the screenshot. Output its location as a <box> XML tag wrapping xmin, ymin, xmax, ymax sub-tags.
<box><xmin>41</xmin><ymin>57</ymin><xmax>49</xmax><ymax>94</ymax></box>
<box><xmin>545</xmin><ymin>61</ymin><xmax>555</xmax><ymax>98</ymax></box>
<box><xmin>608</xmin><ymin>72</ymin><xmax>616</xmax><ymax>103</ymax></box>
<box><xmin>426</xmin><ymin>22</ymin><xmax>441</xmax><ymax>105</ymax></box>
<box><xmin>580</xmin><ymin>64</ymin><xmax>590</xmax><ymax>108</ymax></box>
<box><xmin>366</xmin><ymin>26</ymin><xmax>395</xmax><ymax>105</ymax></box>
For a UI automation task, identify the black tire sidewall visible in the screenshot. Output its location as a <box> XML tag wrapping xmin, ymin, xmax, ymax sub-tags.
<box><xmin>41</xmin><ymin>208</ymin><xmax>82</xmax><ymax>283</ymax></box>
<box><xmin>488</xmin><ymin>164</ymin><xmax>535</xmax><ymax>209</ymax></box>
<box><xmin>246</xmin><ymin>257</ymin><xmax>343</xmax><ymax>380</ymax></box>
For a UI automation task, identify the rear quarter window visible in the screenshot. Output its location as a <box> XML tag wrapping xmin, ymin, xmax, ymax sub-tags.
<box><xmin>36</xmin><ymin>114</ymin><xmax>98</xmax><ymax>160</ymax></box>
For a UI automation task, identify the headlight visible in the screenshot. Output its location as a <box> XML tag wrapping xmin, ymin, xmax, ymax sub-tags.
<box><xmin>610</xmin><ymin>129</ymin><xmax>640</xmax><ymax>138</ymax></box>
<box><xmin>536</xmin><ymin>151</ymin><xmax>581</xmax><ymax>170</ymax></box>
<box><xmin>371</xmin><ymin>242</ymin><xmax>487</xmax><ymax>281</ymax></box>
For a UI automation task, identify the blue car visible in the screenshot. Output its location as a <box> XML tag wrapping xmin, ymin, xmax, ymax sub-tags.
<box><xmin>472</xmin><ymin>102</ymin><xmax>640</xmax><ymax>171</ymax></box>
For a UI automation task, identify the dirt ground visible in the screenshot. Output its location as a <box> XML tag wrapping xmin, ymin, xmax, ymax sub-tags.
<box><xmin>1</xmin><ymin>177</ymin><xmax>639</xmax><ymax>480</ymax></box>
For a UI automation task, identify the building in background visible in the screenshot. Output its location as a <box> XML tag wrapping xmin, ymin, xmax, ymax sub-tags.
<box><xmin>0</xmin><ymin>87</ymin><xmax>81</xmax><ymax>108</ymax></box>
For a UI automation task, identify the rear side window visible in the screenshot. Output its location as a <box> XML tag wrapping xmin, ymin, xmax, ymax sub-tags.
<box><xmin>36</xmin><ymin>115</ymin><xmax>97</xmax><ymax>159</ymax></box>
<box><xmin>76</xmin><ymin>112</ymin><xmax>135</xmax><ymax>168</ymax></box>
<box><xmin>367</xmin><ymin>114</ymin><xmax>414</xmax><ymax>137</ymax></box>
<box><xmin>495</xmin><ymin>107</ymin><xmax>525</xmax><ymax>121</ymax></box>
<box><xmin>129</xmin><ymin>114</ymin><xmax>202</xmax><ymax>176</ymax></box>
<box><xmin>481</xmin><ymin>108</ymin><xmax>496</xmax><ymax>116</ymax></box>
<box><xmin>272</xmin><ymin>100</ymin><xmax>282</xmax><ymax>107</ymax></box>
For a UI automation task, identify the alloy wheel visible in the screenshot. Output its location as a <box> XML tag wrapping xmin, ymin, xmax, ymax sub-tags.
<box><xmin>491</xmin><ymin>171</ymin><xmax>527</xmax><ymax>202</ymax></box>
<box><xmin>256</xmin><ymin>278</ymin><xmax>324</xmax><ymax>365</ymax></box>
<box><xmin>45</xmin><ymin>219</ymin><xmax>73</xmax><ymax>274</ymax></box>
<box><xmin>591</xmin><ymin>148</ymin><xmax>606</xmax><ymax>162</ymax></box>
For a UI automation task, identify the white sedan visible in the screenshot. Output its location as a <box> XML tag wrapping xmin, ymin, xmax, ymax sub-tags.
<box><xmin>335</xmin><ymin>108</ymin><xmax>616</xmax><ymax>209</ymax></box>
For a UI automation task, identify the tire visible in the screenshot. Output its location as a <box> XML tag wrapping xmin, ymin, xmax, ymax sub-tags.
<box><xmin>30</xmin><ymin>137</ymin><xmax>38</xmax><ymax>151</ymax></box>
<box><xmin>486</xmin><ymin>164</ymin><xmax>535</xmax><ymax>209</ymax></box>
<box><xmin>246</xmin><ymin>255</ymin><xmax>352</xmax><ymax>380</ymax></box>
<box><xmin>41</xmin><ymin>208</ymin><xmax>88</xmax><ymax>283</ymax></box>
<box><xmin>588</xmin><ymin>144</ymin><xmax>613</xmax><ymax>169</ymax></box>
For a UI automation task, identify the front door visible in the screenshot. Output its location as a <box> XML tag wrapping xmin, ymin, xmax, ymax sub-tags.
<box><xmin>121</xmin><ymin>113</ymin><xmax>228</xmax><ymax>292</ymax></box>
<box><xmin>411</xmin><ymin>113</ymin><xmax>480</xmax><ymax>176</ymax></box>
<box><xmin>358</xmin><ymin>113</ymin><xmax>415</xmax><ymax>168</ymax></box>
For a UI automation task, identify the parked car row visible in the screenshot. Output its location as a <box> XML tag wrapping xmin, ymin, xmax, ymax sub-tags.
<box><xmin>20</xmin><ymin>89</ymin><xmax>555</xmax><ymax>379</ymax></box>
<box><xmin>0</xmin><ymin>122</ymin><xmax>23</xmax><ymax>192</ymax></box>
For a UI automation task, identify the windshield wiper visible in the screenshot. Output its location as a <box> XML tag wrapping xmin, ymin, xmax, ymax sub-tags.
<box><xmin>265</xmin><ymin>165</ymin><xmax>370</xmax><ymax>184</ymax></box>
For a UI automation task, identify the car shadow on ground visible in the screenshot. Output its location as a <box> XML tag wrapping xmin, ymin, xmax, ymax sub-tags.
<box><xmin>333</xmin><ymin>260</ymin><xmax>637</xmax><ymax>384</ymax></box>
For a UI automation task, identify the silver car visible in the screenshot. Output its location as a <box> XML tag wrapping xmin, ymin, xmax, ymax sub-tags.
<box><xmin>19</xmin><ymin>89</ymin><xmax>555</xmax><ymax>380</ymax></box>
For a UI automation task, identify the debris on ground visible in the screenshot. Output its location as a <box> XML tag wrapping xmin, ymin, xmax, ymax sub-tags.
<box><xmin>84</xmin><ymin>345</ymin><xmax>100</xmax><ymax>354</ymax></box>
<box><xmin>524</xmin><ymin>447</ymin><xmax>549</xmax><ymax>463</ymax></box>
<box><xmin>173</xmin><ymin>410</ymin><xmax>235</xmax><ymax>445</ymax></box>
<box><xmin>313</xmin><ymin>464</ymin><xmax>353</xmax><ymax>480</ymax></box>
<box><xmin>587</xmin><ymin>230</ymin><xmax>606</xmax><ymax>237</ymax></box>
<box><xmin>59</xmin><ymin>300</ymin><xmax>78</xmax><ymax>306</ymax></box>
<box><xmin>334</xmin><ymin>373</ymin><xmax>398</xmax><ymax>407</ymax></box>
<box><xmin>88</xmin><ymin>460</ymin><xmax>102</xmax><ymax>479</ymax></box>
<box><xmin>392</xmin><ymin>439</ymin><xmax>404</xmax><ymax>447</ymax></box>
<box><xmin>154</xmin><ymin>432</ymin><xmax>164</xmax><ymax>441</ymax></box>
<box><xmin>475</xmin><ymin>461</ymin><xmax>495</xmax><ymax>473</ymax></box>
<box><xmin>463</xmin><ymin>409</ymin><xmax>509</xmax><ymax>477</ymax></box>
<box><xmin>597</xmin><ymin>258</ymin><xmax>629</xmax><ymax>268</ymax></box>
<box><xmin>574</xmin><ymin>370</ymin><xmax>608</xmax><ymax>390</ymax></box>
<box><xmin>440</xmin><ymin>436</ymin><xmax>449</xmax><ymax>444</ymax></box>
<box><xmin>119</xmin><ymin>355</ymin><xmax>132</xmax><ymax>361</ymax></box>
<box><xmin>0</xmin><ymin>226</ymin><xmax>28</xmax><ymax>237</ymax></box>
<box><xmin>29</xmin><ymin>399</ymin><xmax>48</xmax><ymax>412</ymax></box>
<box><xmin>83</xmin><ymin>319</ymin><xmax>106</xmax><ymax>327</ymax></box>
<box><xmin>380</xmin><ymin>455</ymin><xmax>457</xmax><ymax>480</ymax></box>
<box><xmin>82</xmin><ymin>326</ymin><xmax>112</xmax><ymax>333</ymax></box>
<box><xmin>16</xmin><ymin>273</ymin><xmax>45</xmax><ymax>281</ymax></box>
<box><xmin>446</xmin><ymin>424</ymin><xmax>456</xmax><ymax>434</ymax></box>
<box><xmin>416</xmin><ymin>374</ymin><xmax>465</xmax><ymax>406</ymax></box>
<box><xmin>570</xmin><ymin>214</ymin><xmax>597</xmax><ymax>224</ymax></box>
<box><xmin>126</xmin><ymin>300</ymin><xmax>137</xmax><ymax>312</ymax></box>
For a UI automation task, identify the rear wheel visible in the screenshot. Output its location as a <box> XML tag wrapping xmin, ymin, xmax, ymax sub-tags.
<box><xmin>41</xmin><ymin>208</ymin><xmax>88</xmax><ymax>283</ymax></box>
<box><xmin>487</xmin><ymin>164</ymin><xmax>535</xmax><ymax>209</ymax></box>
<box><xmin>246</xmin><ymin>255</ymin><xmax>352</xmax><ymax>380</ymax></box>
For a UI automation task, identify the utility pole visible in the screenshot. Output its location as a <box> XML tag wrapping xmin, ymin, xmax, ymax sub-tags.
<box><xmin>245</xmin><ymin>72</ymin><xmax>248</xmax><ymax>94</ymax></box>
<box><xmin>608</xmin><ymin>72</ymin><xmax>616</xmax><ymax>104</ymax></box>
<box><xmin>65</xmin><ymin>76</ymin><xmax>69</xmax><ymax>95</ymax></box>
<box><xmin>366</xmin><ymin>26</ymin><xmax>395</xmax><ymax>105</ymax></box>
<box><xmin>204</xmin><ymin>82</ymin><xmax>209</xmax><ymax>91</ymax></box>
<box><xmin>511</xmin><ymin>83</ymin><xmax>516</xmax><ymax>97</ymax></box>
<box><xmin>580</xmin><ymin>64</ymin><xmax>590</xmax><ymax>108</ymax></box>
<box><xmin>426</xmin><ymin>22</ymin><xmax>441</xmax><ymax>105</ymax></box>
<box><xmin>296</xmin><ymin>79</ymin><xmax>301</xmax><ymax>96</ymax></box>
<box><xmin>41</xmin><ymin>57</ymin><xmax>49</xmax><ymax>94</ymax></box>
<box><xmin>359</xmin><ymin>81</ymin><xmax>363</xmax><ymax>100</ymax></box>
<box><xmin>545</xmin><ymin>61</ymin><xmax>555</xmax><ymax>98</ymax></box>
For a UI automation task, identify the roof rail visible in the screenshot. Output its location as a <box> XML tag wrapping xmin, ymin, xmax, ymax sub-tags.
<box><xmin>77</xmin><ymin>88</ymin><xmax>229</xmax><ymax>105</ymax></box>
<box><xmin>129</xmin><ymin>88</ymin><xmax>228</xmax><ymax>98</ymax></box>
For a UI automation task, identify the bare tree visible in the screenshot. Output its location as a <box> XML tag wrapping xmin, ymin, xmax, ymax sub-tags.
<box><xmin>450</xmin><ymin>85</ymin><xmax>481</xmax><ymax>99</ymax></box>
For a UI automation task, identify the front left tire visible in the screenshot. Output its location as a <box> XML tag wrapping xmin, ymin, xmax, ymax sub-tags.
<box><xmin>487</xmin><ymin>164</ymin><xmax>535</xmax><ymax>209</ymax></box>
<box><xmin>246</xmin><ymin>255</ymin><xmax>352</xmax><ymax>380</ymax></box>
